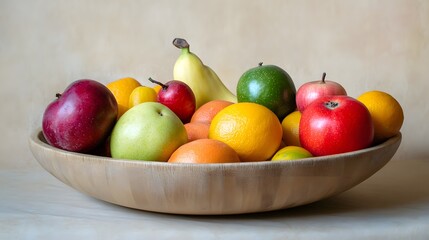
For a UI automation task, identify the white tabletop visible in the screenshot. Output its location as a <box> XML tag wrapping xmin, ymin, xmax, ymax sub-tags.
<box><xmin>1</xmin><ymin>159</ymin><xmax>428</xmax><ymax>239</ymax></box>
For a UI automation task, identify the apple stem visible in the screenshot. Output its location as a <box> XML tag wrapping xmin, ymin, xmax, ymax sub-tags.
<box><xmin>56</xmin><ymin>93</ymin><xmax>62</xmax><ymax>99</ymax></box>
<box><xmin>258</xmin><ymin>62</ymin><xmax>263</xmax><ymax>67</ymax></box>
<box><xmin>322</xmin><ymin>72</ymin><xmax>327</xmax><ymax>83</ymax></box>
<box><xmin>148</xmin><ymin>78</ymin><xmax>168</xmax><ymax>90</ymax></box>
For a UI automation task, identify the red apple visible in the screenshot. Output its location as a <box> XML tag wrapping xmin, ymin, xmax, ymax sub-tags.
<box><xmin>149</xmin><ymin>78</ymin><xmax>196</xmax><ymax>123</ymax></box>
<box><xmin>299</xmin><ymin>95</ymin><xmax>374</xmax><ymax>156</ymax></box>
<box><xmin>296</xmin><ymin>72</ymin><xmax>347</xmax><ymax>112</ymax></box>
<box><xmin>42</xmin><ymin>79</ymin><xmax>118</xmax><ymax>153</ymax></box>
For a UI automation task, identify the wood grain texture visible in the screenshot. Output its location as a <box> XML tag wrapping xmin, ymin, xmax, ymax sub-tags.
<box><xmin>28</xmin><ymin>130</ymin><xmax>401</xmax><ymax>215</ymax></box>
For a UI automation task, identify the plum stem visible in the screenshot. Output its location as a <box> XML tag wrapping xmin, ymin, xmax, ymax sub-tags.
<box><xmin>148</xmin><ymin>78</ymin><xmax>168</xmax><ymax>90</ymax></box>
<box><xmin>322</xmin><ymin>72</ymin><xmax>327</xmax><ymax>83</ymax></box>
<box><xmin>56</xmin><ymin>93</ymin><xmax>62</xmax><ymax>98</ymax></box>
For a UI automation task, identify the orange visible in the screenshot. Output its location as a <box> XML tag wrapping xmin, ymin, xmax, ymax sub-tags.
<box><xmin>271</xmin><ymin>146</ymin><xmax>312</xmax><ymax>161</ymax></box>
<box><xmin>184</xmin><ymin>122</ymin><xmax>210</xmax><ymax>142</ymax></box>
<box><xmin>168</xmin><ymin>139</ymin><xmax>240</xmax><ymax>164</ymax></box>
<box><xmin>281</xmin><ymin>111</ymin><xmax>302</xmax><ymax>146</ymax></box>
<box><xmin>128</xmin><ymin>86</ymin><xmax>157</xmax><ymax>108</ymax></box>
<box><xmin>106</xmin><ymin>77</ymin><xmax>141</xmax><ymax>118</ymax></box>
<box><xmin>209</xmin><ymin>102</ymin><xmax>283</xmax><ymax>162</ymax></box>
<box><xmin>191</xmin><ymin>100</ymin><xmax>234</xmax><ymax>124</ymax></box>
<box><xmin>357</xmin><ymin>90</ymin><xmax>404</xmax><ymax>142</ymax></box>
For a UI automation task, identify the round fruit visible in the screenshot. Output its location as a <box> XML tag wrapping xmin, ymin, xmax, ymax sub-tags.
<box><xmin>271</xmin><ymin>146</ymin><xmax>312</xmax><ymax>161</ymax></box>
<box><xmin>209</xmin><ymin>102</ymin><xmax>283</xmax><ymax>162</ymax></box>
<box><xmin>191</xmin><ymin>100</ymin><xmax>234</xmax><ymax>124</ymax></box>
<box><xmin>296</xmin><ymin>72</ymin><xmax>347</xmax><ymax>112</ymax></box>
<box><xmin>281</xmin><ymin>111</ymin><xmax>301</xmax><ymax>146</ymax></box>
<box><xmin>42</xmin><ymin>79</ymin><xmax>117</xmax><ymax>153</ymax></box>
<box><xmin>150</xmin><ymin>78</ymin><xmax>196</xmax><ymax>123</ymax></box>
<box><xmin>128</xmin><ymin>86</ymin><xmax>157</xmax><ymax>108</ymax></box>
<box><xmin>357</xmin><ymin>90</ymin><xmax>404</xmax><ymax>142</ymax></box>
<box><xmin>237</xmin><ymin>63</ymin><xmax>296</xmax><ymax>120</ymax></box>
<box><xmin>299</xmin><ymin>95</ymin><xmax>374</xmax><ymax>156</ymax></box>
<box><xmin>110</xmin><ymin>102</ymin><xmax>188</xmax><ymax>162</ymax></box>
<box><xmin>153</xmin><ymin>85</ymin><xmax>162</xmax><ymax>94</ymax></box>
<box><xmin>106</xmin><ymin>77</ymin><xmax>141</xmax><ymax>118</ymax></box>
<box><xmin>168</xmin><ymin>139</ymin><xmax>240</xmax><ymax>164</ymax></box>
<box><xmin>184</xmin><ymin>122</ymin><xmax>210</xmax><ymax>142</ymax></box>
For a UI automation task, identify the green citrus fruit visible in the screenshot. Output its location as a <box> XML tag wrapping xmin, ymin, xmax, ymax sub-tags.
<box><xmin>237</xmin><ymin>63</ymin><xmax>296</xmax><ymax>120</ymax></box>
<box><xmin>271</xmin><ymin>146</ymin><xmax>312</xmax><ymax>161</ymax></box>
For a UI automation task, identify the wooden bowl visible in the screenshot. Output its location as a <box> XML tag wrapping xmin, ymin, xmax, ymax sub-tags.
<box><xmin>29</xmin><ymin>130</ymin><xmax>401</xmax><ymax>215</ymax></box>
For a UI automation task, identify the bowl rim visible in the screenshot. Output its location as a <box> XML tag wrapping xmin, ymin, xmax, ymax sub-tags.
<box><xmin>29</xmin><ymin>129</ymin><xmax>402</xmax><ymax>169</ymax></box>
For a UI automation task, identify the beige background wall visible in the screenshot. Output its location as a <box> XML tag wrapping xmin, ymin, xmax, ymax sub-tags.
<box><xmin>1</xmin><ymin>0</ymin><xmax>428</xmax><ymax>168</ymax></box>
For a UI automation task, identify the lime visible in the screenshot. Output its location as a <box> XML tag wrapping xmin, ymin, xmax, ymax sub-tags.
<box><xmin>271</xmin><ymin>146</ymin><xmax>312</xmax><ymax>161</ymax></box>
<box><xmin>237</xmin><ymin>63</ymin><xmax>296</xmax><ymax>120</ymax></box>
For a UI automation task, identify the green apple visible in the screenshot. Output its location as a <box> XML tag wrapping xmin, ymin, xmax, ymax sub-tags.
<box><xmin>110</xmin><ymin>102</ymin><xmax>188</xmax><ymax>161</ymax></box>
<box><xmin>237</xmin><ymin>63</ymin><xmax>296</xmax><ymax>120</ymax></box>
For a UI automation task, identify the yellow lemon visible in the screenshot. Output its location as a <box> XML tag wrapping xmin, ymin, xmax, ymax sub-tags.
<box><xmin>281</xmin><ymin>111</ymin><xmax>301</xmax><ymax>146</ymax></box>
<box><xmin>209</xmin><ymin>102</ymin><xmax>283</xmax><ymax>162</ymax></box>
<box><xmin>128</xmin><ymin>86</ymin><xmax>157</xmax><ymax>108</ymax></box>
<box><xmin>271</xmin><ymin>146</ymin><xmax>312</xmax><ymax>161</ymax></box>
<box><xmin>106</xmin><ymin>77</ymin><xmax>141</xmax><ymax>118</ymax></box>
<box><xmin>153</xmin><ymin>85</ymin><xmax>162</xmax><ymax>94</ymax></box>
<box><xmin>357</xmin><ymin>90</ymin><xmax>404</xmax><ymax>142</ymax></box>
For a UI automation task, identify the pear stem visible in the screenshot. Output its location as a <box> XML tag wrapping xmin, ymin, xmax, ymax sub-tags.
<box><xmin>148</xmin><ymin>78</ymin><xmax>168</xmax><ymax>90</ymax></box>
<box><xmin>173</xmin><ymin>38</ymin><xmax>190</xmax><ymax>49</ymax></box>
<box><xmin>322</xmin><ymin>72</ymin><xmax>327</xmax><ymax>83</ymax></box>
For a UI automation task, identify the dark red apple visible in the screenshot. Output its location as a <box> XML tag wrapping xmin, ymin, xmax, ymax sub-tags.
<box><xmin>149</xmin><ymin>78</ymin><xmax>196</xmax><ymax>123</ymax></box>
<box><xmin>42</xmin><ymin>79</ymin><xmax>118</xmax><ymax>153</ymax></box>
<box><xmin>299</xmin><ymin>95</ymin><xmax>374</xmax><ymax>156</ymax></box>
<box><xmin>296</xmin><ymin>72</ymin><xmax>347</xmax><ymax>112</ymax></box>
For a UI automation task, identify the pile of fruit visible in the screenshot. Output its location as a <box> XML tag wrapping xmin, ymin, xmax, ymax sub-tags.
<box><xmin>41</xmin><ymin>38</ymin><xmax>404</xmax><ymax>163</ymax></box>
